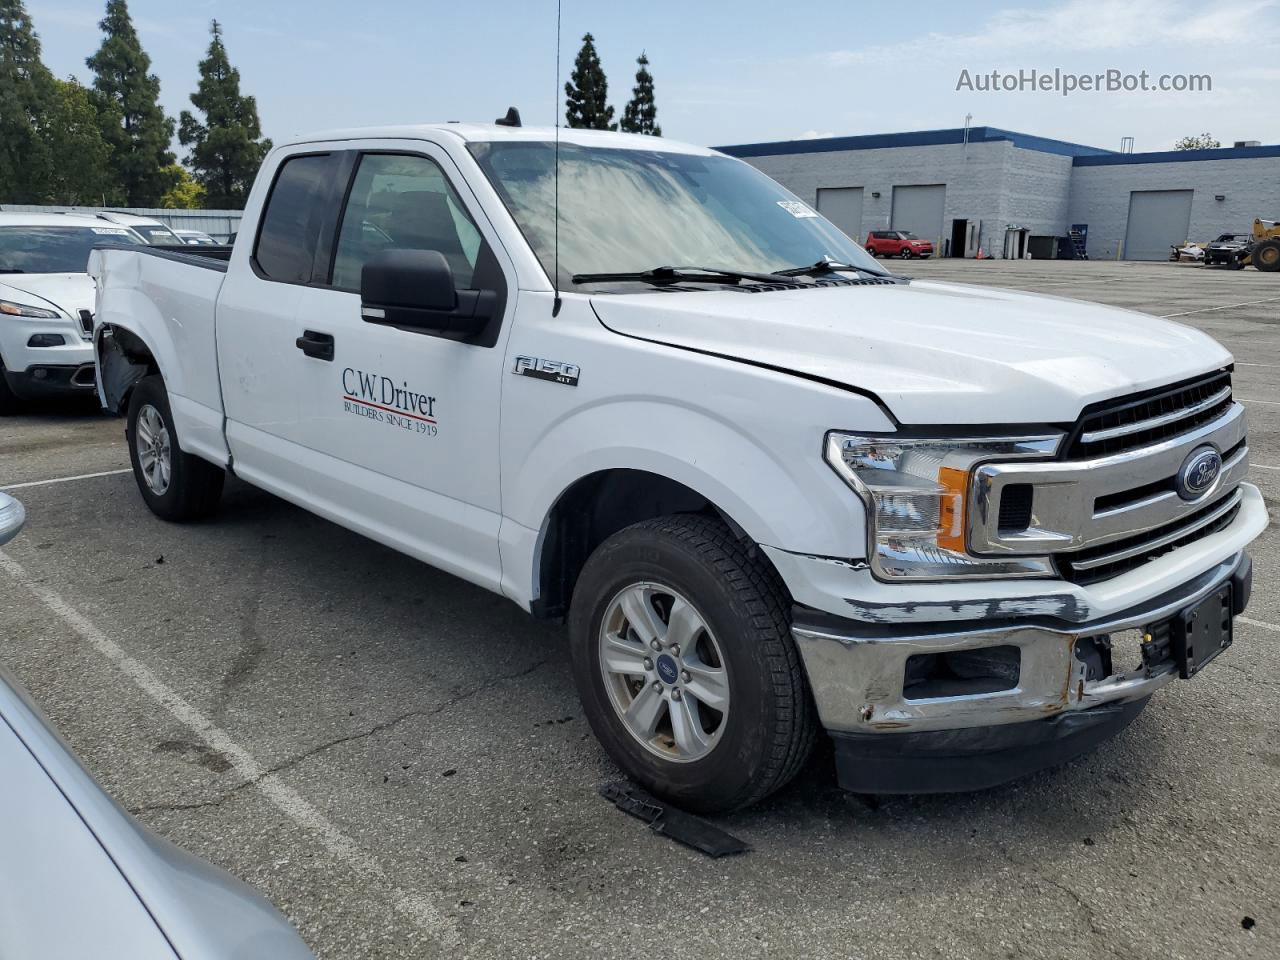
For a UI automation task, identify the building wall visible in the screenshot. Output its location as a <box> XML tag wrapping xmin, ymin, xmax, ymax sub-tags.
<box><xmin>998</xmin><ymin>146</ymin><xmax>1073</xmax><ymax>241</ymax></box>
<box><xmin>0</xmin><ymin>204</ymin><xmax>243</xmax><ymax>239</ymax></box>
<box><xmin>1067</xmin><ymin>158</ymin><xmax>1280</xmax><ymax>260</ymax></box>
<box><xmin>741</xmin><ymin>140</ymin><xmax>1013</xmax><ymax>254</ymax></box>
<box><xmin>740</xmin><ymin>140</ymin><xmax>1076</xmax><ymax>257</ymax></box>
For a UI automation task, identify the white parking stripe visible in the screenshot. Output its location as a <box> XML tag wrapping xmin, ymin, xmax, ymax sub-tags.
<box><xmin>1240</xmin><ymin>616</ymin><xmax>1280</xmax><ymax>634</ymax></box>
<box><xmin>0</xmin><ymin>550</ymin><xmax>461</xmax><ymax>949</ymax></box>
<box><xmin>1238</xmin><ymin>398</ymin><xmax>1280</xmax><ymax>405</ymax></box>
<box><xmin>1</xmin><ymin>468</ymin><xmax>131</xmax><ymax>491</ymax></box>
<box><xmin>1161</xmin><ymin>296</ymin><xmax>1280</xmax><ymax>319</ymax></box>
<box><xmin>1251</xmin><ymin>463</ymin><xmax>1280</xmax><ymax>471</ymax></box>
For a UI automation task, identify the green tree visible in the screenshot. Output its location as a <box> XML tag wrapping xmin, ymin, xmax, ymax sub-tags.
<box><xmin>178</xmin><ymin>21</ymin><xmax>271</xmax><ymax>209</ymax></box>
<box><xmin>619</xmin><ymin>52</ymin><xmax>661</xmax><ymax>137</ymax></box>
<box><xmin>0</xmin><ymin>0</ymin><xmax>55</xmax><ymax>202</ymax></box>
<box><xmin>42</xmin><ymin>77</ymin><xmax>120</xmax><ymax>205</ymax></box>
<box><xmin>159</xmin><ymin>164</ymin><xmax>204</xmax><ymax>209</ymax></box>
<box><xmin>86</xmin><ymin>0</ymin><xmax>176</xmax><ymax>206</ymax></box>
<box><xmin>564</xmin><ymin>33</ymin><xmax>615</xmax><ymax>130</ymax></box>
<box><xmin>1174</xmin><ymin>133</ymin><xmax>1220</xmax><ymax>150</ymax></box>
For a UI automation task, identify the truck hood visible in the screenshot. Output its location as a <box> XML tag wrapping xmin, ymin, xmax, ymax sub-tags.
<box><xmin>0</xmin><ymin>274</ymin><xmax>94</xmax><ymax>319</ymax></box>
<box><xmin>590</xmin><ymin>280</ymin><xmax>1232</xmax><ymax>424</ymax></box>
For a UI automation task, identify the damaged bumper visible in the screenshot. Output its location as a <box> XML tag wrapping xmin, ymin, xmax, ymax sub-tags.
<box><xmin>791</xmin><ymin>549</ymin><xmax>1254</xmax><ymax>793</ymax></box>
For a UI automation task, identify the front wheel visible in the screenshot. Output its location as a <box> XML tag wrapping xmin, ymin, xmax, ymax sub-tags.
<box><xmin>1254</xmin><ymin>239</ymin><xmax>1280</xmax><ymax>273</ymax></box>
<box><xmin>0</xmin><ymin>360</ymin><xmax>20</xmax><ymax>416</ymax></box>
<box><xmin>569</xmin><ymin>515</ymin><xmax>817</xmax><ymax>813</ymax></box>
<box><xmin>899</xmin><ymin>248</ymin><xmax>913</xmax><ymax>259</ymax></box>
<box><xmin>126</xmin><ymin>375</ymin><xmax>225</xmax><ymax>521</ymax></box>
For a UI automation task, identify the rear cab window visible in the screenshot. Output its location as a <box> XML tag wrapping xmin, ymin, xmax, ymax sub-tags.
<box><xmin>253</xmin><ymin>153</ymin><xmax>340</xmax><ymax>283</ymax></box>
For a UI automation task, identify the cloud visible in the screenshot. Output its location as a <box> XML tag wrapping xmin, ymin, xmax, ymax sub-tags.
<box><xmin>796</xmin><ymin>129</ymin><xmax>836</xmax><ymax>139</ymax></box>
<box><xmin>818</xmin><ymin>0</ymin><xmax>1277</xmax><ymax>65</ymax></box>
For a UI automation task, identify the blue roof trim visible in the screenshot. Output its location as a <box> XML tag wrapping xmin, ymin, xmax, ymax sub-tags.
<box><xmin>715</xmin><ymin>126</ymin><xmax>1115</xmax><ymax>159</ymax></box>
<box><xmin>1073</xmin><ymin>144</ymin><xmax>1280</xmax><ymax>166</ymax></box>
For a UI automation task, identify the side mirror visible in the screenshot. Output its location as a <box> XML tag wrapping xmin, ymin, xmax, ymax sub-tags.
<box><xmin>0</xmin><ymin>492</ymin><xmax>26</xmax><ymax>547</ymax></box>
<box><xmin>360</xmin><ymin>249</ymin><xmax>496</xmax><ymax>336</ymax></box>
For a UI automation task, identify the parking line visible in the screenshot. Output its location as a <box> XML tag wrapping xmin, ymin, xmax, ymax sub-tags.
<box><xmin>1161</xmin><ymin>296</ymin><xmax>1280</xmax><ymax>319</ymax></box>
<box><xmin>1</xmin><ymin>468</ymin><xmax>132</xmax><ymax>491</ymax></box>
<box><xmin>1237</xmin><ymin>398</ymin><xmax>1280</xmax><ymax>406</ymax></box>
<box><xmin>1240</xmin><ymin>616</ymin><xmax>1280</xmax><ymax>634</ymax></box>
<box><xmin>0</xmin><ymin>549</ymin><xmax>461</xmax><ymax>950</ymax></box>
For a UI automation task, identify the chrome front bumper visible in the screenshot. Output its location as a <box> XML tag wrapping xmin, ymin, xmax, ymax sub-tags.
<box><xmin>793</xmin><ymin>549</ymin><xmax>1251</xmax><ymax>737</ymax></box>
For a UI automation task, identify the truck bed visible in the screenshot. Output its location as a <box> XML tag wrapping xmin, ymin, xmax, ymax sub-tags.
<box><xmin>88</xmin><ymin>243</ymin><xmax>231</xmax><ymax>466</ymax></box>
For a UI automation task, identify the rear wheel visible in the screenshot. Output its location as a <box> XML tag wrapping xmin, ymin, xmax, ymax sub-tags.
<box><xmin>126</xmin><ymin>375</ymin><xmax>224</xmax><ymax>521</ymax></box>
<box><xmin>1253</xmin><ymin>239</ymin><xmax>1280</xmax><ymax>273</ymax></box>
<box><xmin>569</xmin><ymin>515</ymin><xmax>817</xmax><ymax>813</ymax></box>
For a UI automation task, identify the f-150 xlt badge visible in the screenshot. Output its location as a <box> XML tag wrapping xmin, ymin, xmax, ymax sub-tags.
<box><xmin>513</xmin><ymin>356</ymin><xmax>580</xmax><ymax>387</ymax></box>
<box><xmin>341</xmin><ymin>367</ymin><xmax>438</xmax><ymax>436</ymax></box>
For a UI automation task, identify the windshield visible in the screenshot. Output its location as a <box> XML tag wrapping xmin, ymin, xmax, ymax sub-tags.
<box><xmin>468</xmin><ymin>141</ymin><xmax>880</xmax><ymax>288</ymax></box>
<box><xmin>0</xmin><ymin>226</ymin><xmax>141</xmax><ymax>274</ymax></box>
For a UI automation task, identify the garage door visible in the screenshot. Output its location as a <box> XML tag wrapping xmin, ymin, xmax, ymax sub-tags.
<box><xmin>1124</xmin><ymin>190</ymin><xmax>1193</xmax><ymax>261</ymax></box>
<box><xmin>816</xmin><ymin>187</ymin><xmax>864</xmax><ymax>242</ymax></box>
<box><xmin>891</xmin><ymin>184</ymin><xmax>946</xmax><ymax>247</ymax></box>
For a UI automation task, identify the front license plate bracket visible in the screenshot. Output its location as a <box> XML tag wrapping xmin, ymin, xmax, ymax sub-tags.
<box><xmin>1172</xmin><ymin>585</ymin><xmax>1233</xmax><ymax>679</ymax></box>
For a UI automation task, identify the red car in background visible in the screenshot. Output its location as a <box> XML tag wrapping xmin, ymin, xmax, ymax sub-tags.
<box><xmin>865</xmin><ymin>230</ymin><xmax>934</xmax><ymax>258</ymax></box>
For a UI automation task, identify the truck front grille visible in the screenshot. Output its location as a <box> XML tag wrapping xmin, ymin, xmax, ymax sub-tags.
<box><xmin>1058</xmin><ymin>489</ymin><xmax>1242</xmax><ymax>585</ymax></box>
<box><xmin>1064</xmin><ymin>369</ymin><xmax>1233</xmax><ymax>459</ymax></box>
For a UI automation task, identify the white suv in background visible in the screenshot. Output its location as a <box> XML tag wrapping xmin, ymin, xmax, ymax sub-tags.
<box><xmin>0</xmin><ymin>212</ymin><xmax>142</xmax><ymax>413</ymax></box>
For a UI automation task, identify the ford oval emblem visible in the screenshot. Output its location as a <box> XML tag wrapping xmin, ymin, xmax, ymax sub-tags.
<box><xmin>1176</xmin><ymin>447</ymin><xmax>1222</xmax><ymax>501</ymax></box>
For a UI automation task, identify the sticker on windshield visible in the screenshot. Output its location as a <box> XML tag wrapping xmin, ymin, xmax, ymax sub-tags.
<box><xmin>91</xmin><ymin>227</ymin><xmax>131</xmax><ymax>235</ymax></box>
<box><xmin>776</xmin><ymin>200</ymin><xmax>818</xmax><ymax>219</ymax></box>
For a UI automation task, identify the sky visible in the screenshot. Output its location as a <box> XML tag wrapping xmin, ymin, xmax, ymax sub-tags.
<box><xmin>27</xmin><ymin>0</ymin><xmax>1280</xmax><ymax>155</ymax></box>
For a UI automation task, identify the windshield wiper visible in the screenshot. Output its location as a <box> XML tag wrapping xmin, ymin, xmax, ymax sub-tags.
<box><xmin>0</xmin><ymin>269</ymin><xmax>25</xmax><ymax>274</ymax></box>
<box><xmin>572</xmin><ymin>265</ymin><xmax>784</xmax><ymax>286</ymax></box>
<box><xmin>773</xmin><ymin>257</ymin><xmax>890</xmax><ymax>279</ymax></box>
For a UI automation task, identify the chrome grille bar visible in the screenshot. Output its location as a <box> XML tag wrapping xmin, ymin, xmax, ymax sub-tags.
<box><xmin>1068</xmin><ymin>488</ymin><xmax>1243</xmax><ymax>571</ymax></box>
<box><xmin>1079</xmin><ymin>385</ymin><xmax>1232</xmax><ymax>445</ymax></box>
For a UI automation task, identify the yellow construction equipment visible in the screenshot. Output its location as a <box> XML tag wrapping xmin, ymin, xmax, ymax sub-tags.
<box><xmin>1247</xmin><ymin>219</ymin><xmax>1280</xmax><ymax>272</ymax></box>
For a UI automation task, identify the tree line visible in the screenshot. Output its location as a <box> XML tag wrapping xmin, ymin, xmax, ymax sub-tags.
<box><xmin>565</xmin><ymin>33</ymin><xmax>661</xmax><ymax>135</ymax></box>
<box><xmin>0</xmin><ymin>0</ymin><xmax>269</xmax><ymax>209</ymax></box>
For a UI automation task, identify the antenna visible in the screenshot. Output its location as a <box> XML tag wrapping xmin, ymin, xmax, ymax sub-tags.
<box><xmin>552</xmin><ymin>0</ymin><xmax>563</xmax><ymax>317</ymax></box>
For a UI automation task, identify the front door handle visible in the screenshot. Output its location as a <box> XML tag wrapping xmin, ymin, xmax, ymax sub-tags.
<box><xmin>295</xmin><ymin>330</ymin><xmax>334</xmax><ymax>361</ymax></box>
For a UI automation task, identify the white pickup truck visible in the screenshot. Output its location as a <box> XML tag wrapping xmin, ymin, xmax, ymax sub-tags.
<box><xmin>90</xmin><ymin>121</ymin><xmax>1265</xmax><ymax>812</ymax></box>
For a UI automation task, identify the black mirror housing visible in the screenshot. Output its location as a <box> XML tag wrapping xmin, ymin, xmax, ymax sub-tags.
<box><xmin>360</xmin><ymin>249</ymin><xmax>498</xmax><ymax>338</ymax></box>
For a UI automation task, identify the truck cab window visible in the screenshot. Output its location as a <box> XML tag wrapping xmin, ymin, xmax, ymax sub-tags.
<box><xmin>332</xmin><ymin>154</ymin><xmax>484</xmax><ymax>291</ymax></box>
<box><xmin>254</xmin><ymin>153</ymin><xmax>335</xmax><ymax>283</ymax></box>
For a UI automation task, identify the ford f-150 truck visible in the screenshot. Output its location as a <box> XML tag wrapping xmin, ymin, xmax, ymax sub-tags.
<box><xmin>89</xmin><ymin>122</ymin><xmax>1266</xmax><ymax>813</ymax></box>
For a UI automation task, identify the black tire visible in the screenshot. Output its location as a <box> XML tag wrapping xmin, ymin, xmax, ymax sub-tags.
<box><xmin>898</xmin><ymin>248</ymin><xmax>912</xmax><ymax>259</ymax></box>
<box><xmin>126</xmin><ymin>375</ymin><xmax>224</xmax><ymax>521</ymax></box>
<box><xmin>569</xmin><ymin>515</ymin><xmax>817</xmax><ymax>813</ymax></box>
<box><xmin>1253</xmin><ymin>239</ymin><xmax>1280</xmax><ymax>273</ymax></box>
<box><xmin>0</xmin><ymin>360</ymin><xmax>21</xmax><ymax>416</ymax></box>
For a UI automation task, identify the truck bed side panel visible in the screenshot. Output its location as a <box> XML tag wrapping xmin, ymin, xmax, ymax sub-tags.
<box><xmin>89</xmin><ymin>248</ymin><xmax>230</xmax><ymax>466</ymax></box>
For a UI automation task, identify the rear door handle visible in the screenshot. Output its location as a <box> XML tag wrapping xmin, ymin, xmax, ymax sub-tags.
<box><xmin>295</xmin><ymin>330</ymin><xmax>334</xmax><ymax>361</ymax></box>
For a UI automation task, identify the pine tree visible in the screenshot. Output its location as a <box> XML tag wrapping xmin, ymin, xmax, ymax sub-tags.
<box><xmin>179</xmin><ymin>21</ymin><xmax>271</xmax><ymax>209</ymax></box>
<box><xmin>0</xmin><ymin>0</ymin><xmax>55</xmax><ymax>202</ymax></box>
<box><xmin>86</xmin><ymin>0</ymin><xmax>176</xmax><ymax>206</ymax></box>
<box><xmin>43</xmin><ymin>77</ymin><xmax>120</xmax><ymax>205</ymax></box>
<box><xmin>620</xmin><ymin>52</ymin><xmax>661</xmax><ymax>137</ymax></box>
<box><xmin>564</xmin><ymin>33</ymin><xmax>615</xmax><ymax>131</ymax></box>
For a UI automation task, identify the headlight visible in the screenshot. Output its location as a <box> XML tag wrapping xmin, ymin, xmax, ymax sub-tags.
<box><xmin>825</xmin><ymin>432</ymin><xmax>1060</xmax><ymax>580</ymax></box>
<box><xmin>0</xmin><ymin>299</ymin><xmax>61</xmax><ymax>319</ymax></box>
